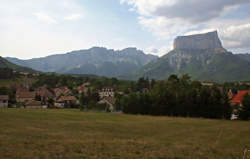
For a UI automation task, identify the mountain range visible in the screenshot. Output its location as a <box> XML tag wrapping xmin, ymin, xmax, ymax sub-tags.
<box><xmin>4</xmin><ymin>31</ymin><xmax>250</xmax><ymax>82</ymax></box>
<box><xmin>6</xmin><ymin>47</ymin><xmax>157</xmax><ymax>78</ymax></box>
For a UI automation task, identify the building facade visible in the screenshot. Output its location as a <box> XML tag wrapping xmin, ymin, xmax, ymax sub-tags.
<box><xmin>0</xmin><ymin>95</ymin><xmax>9</xmax><ymax>108</ymax></box>
<box><xmin>99</xmin><ymin>87</ymin><xmax>115</xmax><ymax>99</ymax></box>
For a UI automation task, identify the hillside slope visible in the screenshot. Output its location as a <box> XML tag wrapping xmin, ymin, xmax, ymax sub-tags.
<box><xmin>0</xmin><ymin>56</ymin><xmax>37</xmax><ymax>74</ymax></box>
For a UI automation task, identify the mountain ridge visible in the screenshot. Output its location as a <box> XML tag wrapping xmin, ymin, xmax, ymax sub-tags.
<box><xmin>6</xmin><ymin>47</ymin><xmax>158</xmax><ymax>78</ymax></box>
<box><xmin>0</xmin><ymin>56</ymin><xmax>38</xmax><ymax>74</ymax></box>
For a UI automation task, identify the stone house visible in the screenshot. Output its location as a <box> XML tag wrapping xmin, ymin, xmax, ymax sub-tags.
<box><xmin>35</xmin><ymin>85</ymin><xmax>54</xmax><ymax>103</ymax></box>
<box><xmin>98</xmin><ymin>97</ymin><xmax>115</xmax><ymax>112</ymax></box>
<box><xmin>55</xmin><ymin>96</ymin><xmax>77</xmax><ymax>108</ymax></box>
<box><xmin>99</xmin><ymin>87</ymin><xmax>115</xmax><ymax>99</ymax></box>
<box><xmin>16</xmin><ymin>90</ymin><xmax>36</xmax><ymax>103</ymax></box>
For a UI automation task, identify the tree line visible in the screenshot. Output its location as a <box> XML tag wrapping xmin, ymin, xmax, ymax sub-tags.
<box><xmin>116</xmin><ymin>75</ymin><xmax>233</xmax><ymax>119</ymax></box>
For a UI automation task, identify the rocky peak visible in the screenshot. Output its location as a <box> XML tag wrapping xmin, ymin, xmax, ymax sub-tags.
<box><xmin>173</xmin><ymin>31</ymin><xmax>223</xmax><ymax>50</ymax></box>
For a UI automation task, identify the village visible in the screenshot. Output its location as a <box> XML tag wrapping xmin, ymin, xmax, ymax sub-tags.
<box><xmin>0</xmin><ymin>74</ymin><xmax>250</xmax><ymax>121</ymax></box>
<box><xmin>0</xmin><ymin>81</ymin><xmax>121</xmax><ymax>112</ymax></box>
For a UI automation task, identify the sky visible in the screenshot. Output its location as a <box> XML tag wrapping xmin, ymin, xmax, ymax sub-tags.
<box><xmin>1</xmin><ymin>0</ymin><xmax>250</xmax><ymax>59</ymax></box>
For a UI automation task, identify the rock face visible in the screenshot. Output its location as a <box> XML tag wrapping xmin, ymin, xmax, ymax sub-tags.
<box><xmin>136</xmin><ymin>31</ymin><xmax>250</xmax><ymax>81</ymax></box>
<box><xmin>173</xmin><ymin>31</ymin><xmax>223</xmax><ymax>50</ymax></box>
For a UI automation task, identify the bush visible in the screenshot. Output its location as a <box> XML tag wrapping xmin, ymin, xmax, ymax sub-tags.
<box><xmin>239</xmin><ymin>94</ymin><xmax>250</xmax><ymax>120</ymax></box>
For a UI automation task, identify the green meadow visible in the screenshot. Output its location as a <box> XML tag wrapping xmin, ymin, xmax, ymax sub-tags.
<box><xmin>0</xmin><ymin>109</ymin><xmax>249</xmax><ymax>159</ymax></box>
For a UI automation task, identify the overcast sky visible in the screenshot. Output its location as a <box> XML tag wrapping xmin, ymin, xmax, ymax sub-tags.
<box><xmin>1</xmin><ymin>0</ymin><xmax>250</xmax><ymax>59</ymax></box>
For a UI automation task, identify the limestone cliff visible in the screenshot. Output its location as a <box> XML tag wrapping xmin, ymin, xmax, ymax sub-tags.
<box><xmin>136</xmin><ymin>31</ymin><xmax>250</xmax><ymax>81</ymax></box>
<box><xmin>173</xmin><ymin>31</ymin><xmax>223</xmax><ymax>50</ymax></box>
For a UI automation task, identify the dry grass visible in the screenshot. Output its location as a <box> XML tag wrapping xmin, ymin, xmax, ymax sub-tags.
<box><xmin>0</xmin><ymin>109</ymin><xmax>250</xmax><ymax>159</ymax></box>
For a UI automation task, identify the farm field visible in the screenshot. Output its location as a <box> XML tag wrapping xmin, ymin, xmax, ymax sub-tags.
<box><xmin>0</xmin><ymin>109</ymin><xmax>249</xmax><ymax>159</ymax></box>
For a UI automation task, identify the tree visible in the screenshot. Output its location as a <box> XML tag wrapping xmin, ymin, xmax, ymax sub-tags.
<box><xmin>0</xmin><ymin>87</ymin><xmax>8</xmax><ymax>95</ymax></box>
<box><xmin>168</xmin><ymin>74</ymin><xmax>179</xmax><ymax>84</ymax></box>
<box><xmin>35</xmin><ymin>94</ymin><xmax>41</xmax><ymax>101</ymax></box>
<box><xmin>47</xmin><ymin>98</ymin><xmax>54</xmax><ymax>108</ymax></box>
<box><xmin>79</xmin><ymin>93</ymin><xmax>88</xmax><ymax>105</ymax></box>
<box><xmin>137</xmin><ymin>77</ymin><xmax>150</xmax><ymax>91</ymax></box>
<box><xmin>150</xmin><ymin>79</ymin><xmax>156</xmax><ymax>89</ymax></box>
<box><xmin>0</xmin><ymin>68</ymin><xmax>14</xmax><ymax>79</ymax></box>
<box><xmin>239</xmin><ymin>94</ymin><xmax>250</xmax><ymax>120</ymax></box>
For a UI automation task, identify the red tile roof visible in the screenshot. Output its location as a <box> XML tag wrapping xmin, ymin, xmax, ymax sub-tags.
<box><xmin>16</xmin><ymin>91</ymin><xmax>36</xmax><ymax>99</ymax></box>
<box><xmin>231</xmin><ymin>90</ymin><xmax>250</xmax><ymax>104</ymax></box>
<box><xmin>54</xmin><ymin>87</ymin><xmax>71</xmax><ymax>96</ymax></box>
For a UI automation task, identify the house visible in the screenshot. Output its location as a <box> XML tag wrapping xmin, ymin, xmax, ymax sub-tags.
<box><xmin>54</xmin><ymin>87</ymin><xmax>71</xmax><ymax>98</ymax></box>
<box><xmin>0</xmin><ymin>95</ymin><xmax>9</xmax><ymax>108</ymax></box>
<box><xmin>25</xmin><ymin>100</ymin><xmax>47</xmax><ymax>109</ymax></box>
<box><xmin>99</xmin><ymin>87</ymin><xmax>115</xmax><ymax>99</ymax></box>
<box><xmin>54</xmin><ymin>88</ymin><xmax>64</xmax><ymax>97</ymax></box>
<box><xmin>35</xmin><ymin>85</ymin><xmax>54</xmax><ymax>102</ymax></box>
<box><xmin>16</xmin><ymin>90</ymin><xmax>36</xmax><ymax>103</ymax></box>
<box><xmin>231</xmin><ymin>90</ymin><xmax>250</xmax><ymax>106</ymax></box>
<box><xmin>77</xmin><ymin>83</ymin><xmax>90</xmax><ymax>95</ymax></box>
<box><xmin>98</xmin><ymin>97</ymin><xmax>115</xmax><ymax>112</ymax></box>
<box><xmin>55</xmin><ymin>96</ymin><xmax>77</xmax><ymax>108</ymax></box>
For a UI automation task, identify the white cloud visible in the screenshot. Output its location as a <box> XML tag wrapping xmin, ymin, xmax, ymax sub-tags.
<box><xmin>145</xmin><ymin>45</ymin><xmax>172</xmax><ymax>57</ymax></box>
<box><xmin>122</xmin><ymin>0</ymin><xmax>250</xmax><ymax>52</ymax></box>
<box><xmin>0</xmin><ymin>0</ymin><xmax>89</xmax><ymax>59</ymax></box>
<box><xmin>138</xmin><ymin>16</ymin><xmax>197</xmax><ymax>40</ymax></box>
<box><xmin>33</xmin><ymin>12</ymin><xmax>57</xmax><ymax>24</ymax></box>
<box><xmin>221</xmin><ymin>23</ymin><xmax>250</xmax><ymax>49</ymax></box>
<box><xmin>64</xmin><ymin>14</ymin><xmax>83</xmax><ymax>21</ymax></box>
<box><xmin>121</xmin><ymin>0</ymin><xmax>250</xmax><ymax>23</ymax></box>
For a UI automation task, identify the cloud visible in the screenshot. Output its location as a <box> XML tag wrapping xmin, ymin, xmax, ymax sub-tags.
<box><xmin>138</xmin><ymin>16</ymin><xmax>197</xmax><ymax>40</ymax></box>
<box><xmin>121</xmin><ymin>0</ymin><xmax>250</xmax><ymax>23</ymax></box>
<box><xmin>145</xmin><ymin>45</ymin><xmax>172</xmax><ymax>57</ymax></box>
<box><xmin>33</xmin><ymin>12</ymin><xmax>57</xmax><ymax>24</ymax></box>
<box><xmin>121</xmin><ymin>0</ymin><xmax>250</xmax><ymax>52</ymax></box>
<box><xmin>0</xmin><ymin>0</ymin><xmax>88</xmax><ymax>59</ymax></box>
<box><xmin>221</xmin><ymin>23</ymin><xmax>250</xmax><ymax>49</ymax></box>
<box><xmin>64</xmin><ymin>14</ymin><xmax>83</xmax><ymax>21</ymax></box>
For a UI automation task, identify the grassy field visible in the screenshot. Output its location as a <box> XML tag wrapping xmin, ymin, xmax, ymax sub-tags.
<box><xmin>0</xmin><ymin>109</ymin><xmax>249</xmax><ymax>159</ymax></box>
